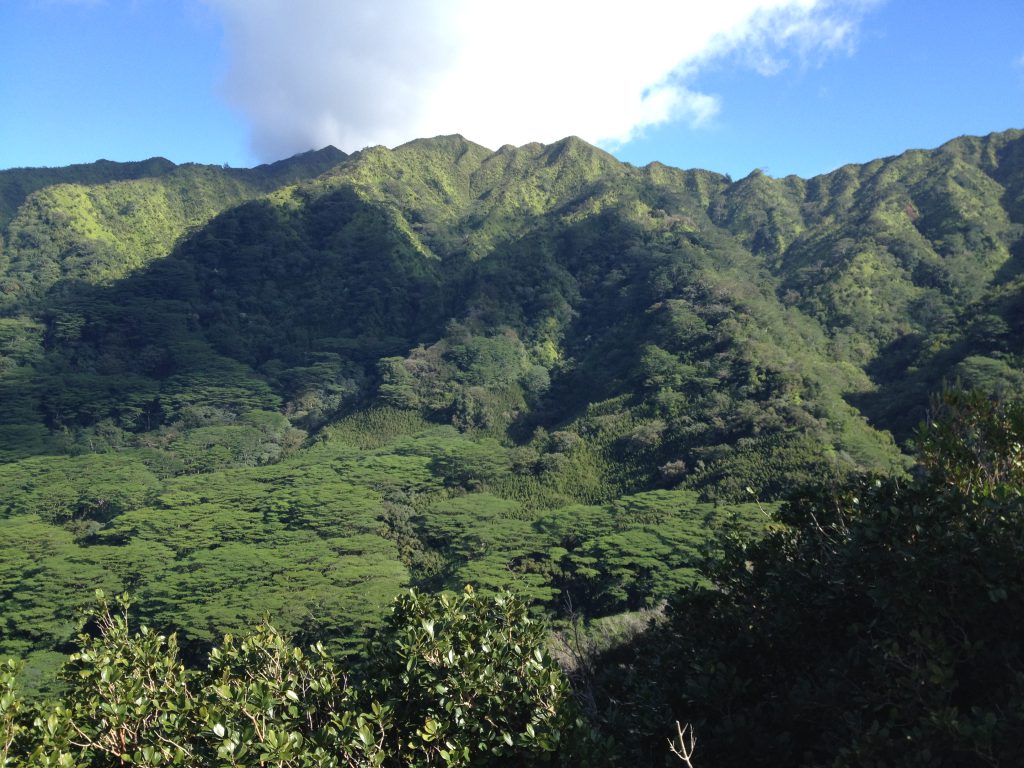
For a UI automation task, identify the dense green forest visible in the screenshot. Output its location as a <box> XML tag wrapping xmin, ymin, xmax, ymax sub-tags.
<box><xmin>1</xmin><ymin>129</ymin><xmax>1023</xmax><ymax>764</ymax></box>
<box><xmin>2</xmin><ymin>390</ymin><xmax>1022</xmax><ymax>765</ymax></box>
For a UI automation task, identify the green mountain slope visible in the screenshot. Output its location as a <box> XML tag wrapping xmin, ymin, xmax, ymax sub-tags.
<box><xmin>1</xmin><ymin>129</ymin><xmax>1021</xmax><ymax>693</ymax></box>
<box><xmin>0</xmin><ymin>146</ymin><xmax>347</xmax><ymax>310</ymax></box>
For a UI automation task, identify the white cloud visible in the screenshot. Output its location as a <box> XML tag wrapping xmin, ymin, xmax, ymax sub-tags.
<box><xmin>206</xmin><ymin>0</ymin><xmax>874</xmax><ymax>160</ymax></box>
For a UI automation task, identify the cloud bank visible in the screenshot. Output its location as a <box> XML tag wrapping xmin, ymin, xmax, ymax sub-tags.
<box><xmin>206</xmin><ymin>0</ymin><xmax>873</xmax><ymax>160</ymax></box>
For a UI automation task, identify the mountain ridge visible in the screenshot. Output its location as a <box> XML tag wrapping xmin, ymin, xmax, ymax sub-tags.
<box><xmin>0</xmin><ymin>126</ymin><xmax>1022</xmax><ymax>693</ymax></box>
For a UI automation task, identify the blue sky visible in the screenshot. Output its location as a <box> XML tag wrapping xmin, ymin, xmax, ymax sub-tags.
<box><xmin>618</xmin><ymin>0</ymin><xmax>1024</xmax><ymax>177</ymax></box>
<box><xmin>0</xmin><ymin>0</ymin><xmax>1021</xmax><ymax>179</ymax></box>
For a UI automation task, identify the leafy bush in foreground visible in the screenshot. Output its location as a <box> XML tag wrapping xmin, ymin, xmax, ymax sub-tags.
<box><xmin>0</xmin><ymin>588</ymin><xmax>586</xmax><ymax>767</ymax></box>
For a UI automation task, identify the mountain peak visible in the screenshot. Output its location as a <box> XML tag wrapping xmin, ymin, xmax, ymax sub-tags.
<box><xmin>396</xmin><ymin>134</ymin><xmax>492</xmax><ymax>157</ymax></box>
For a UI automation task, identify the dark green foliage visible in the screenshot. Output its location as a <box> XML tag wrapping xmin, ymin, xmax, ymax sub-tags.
<box><xmin>600</xmin><ymin>390</ymin><xmax>1024</xmax><ymax>766</ymax></box>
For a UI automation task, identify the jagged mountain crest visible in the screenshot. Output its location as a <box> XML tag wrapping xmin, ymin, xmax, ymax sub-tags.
<box><xmin>1</xmin><ymin>127</ymin><xmax>1022</xmax><ymax>452</ymax></box>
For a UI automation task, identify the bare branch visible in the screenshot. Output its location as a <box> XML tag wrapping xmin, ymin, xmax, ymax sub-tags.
<box><xmin>668</xmin><ymin>720</ymin><xmax>697</xmax><ymax>766</ymax></box>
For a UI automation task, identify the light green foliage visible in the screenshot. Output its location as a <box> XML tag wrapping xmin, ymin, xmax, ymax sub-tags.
<box><xmin>0</xmin><ymin>516</ymin><xmax>125</xmax><ymax>692</ymax></box>
<box><xmin>945</xmin><ymin>355</ymin><xmax>1024</xmax><ymax>407</ymax></box>
<box><xmin>163</xmin><ymin>410</ymin><xmax>306</xmax><ymax>473</ymax></box>
<box><xmin>0</xmin><ymin>150</ymin><xmax>346</xmax><ymax>307</ymax></box>
<box><xmin>4</xmin><ymin>173</ymin><xmax>243</xmax><ymax>307</ymax></box>
<box><xmin>0</xmin><ymin>156</ymin><xmax>178</xmax><ymax>230</ymax></box>
<box><xmin>0</xmin><ymin>453</ymin><xmax>159</xmax><ymax>524</ymax></box>
<box><xmin>537</xmin><ymin>490</ymin><xmax>766</xmax><ymax>612</ymax></box>
<box><xmin>417</xmin><ymin>494</ymin><xmax>555</xmax><ymax>603</ymax></box>
<box><xmin>0</xmin><ymin>441</ymin><xmax>414</xmax><ymax>681</ymax></box>
<box><xmin>324</xmin><ymin>408</ymin><xmax>433</xmax><ymax>450</ymax></box>
<box><xmin>428</xmin><ymin>438</ymin><xmax>513</xmax><ymax>489</ymax></box>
